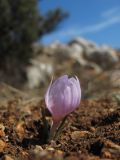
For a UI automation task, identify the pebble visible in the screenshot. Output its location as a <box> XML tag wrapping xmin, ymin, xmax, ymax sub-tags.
<box><xmin>2</xmin><ymin>155</ymin><xmax>14</xmax><ymax>160</ymax></box>
<box><xmin>46</xmin><ymin>147</ymin><xmax>55</xmax><ymax>152</ymax></box>
<box><xmin>102</xmin><ymin>150</ymin><xmax>112</xmax><ymax>158</ymax></box>
<box><xmin>15</xmin><ymin>121</ymin><xmax>25</xmax><ymax>139</ymax></box>
<box><xmin>0</xmin><ymin>124</ymin><xmax>5</xmax><ymax>137</ymax></box>
<box><xmin>71</xmin><ymin>131</ymin><xmax>90</xmax><ymax>140</ymax></box>
<box><xmin>21</xmin><ymin>151</ymin><xmax>29</xmax><ymax>157</ymax></box>
<box><xmin>89</xmin><ymin>127</ymin><xmax>96</xmax><ymax>132</ymax></box>
<box><xmin>55</xmin><ymin>149</ymin><xmax>64</xmax><ymax>157</ymax></box>
<box><xmin>32</xmin><ymin>145</ymin><xmax>47</xmax><ymax>157</ymax></box>
<box><xmin>105</xmin><ymin>140</ymin><xmax>120</xmax><ymax>151</ymax></box>
<box><xmin>34</xmin><ymin>145</ymin><xmax>43</xmax><ymax>152</ymax></box>
<box><xmin>0</xmin><ymin>139</ymin><xmax>6</xmax><ymax>152</ymax></box>
<box><xmin>0</xmin><ymin>130</ymin><xmax>5</xmax><ymax>137</ymax></box>
<box><xmin>0</xmin><ymin>124</ymin><xmax>5</xmax><ymax>131</ymax></box>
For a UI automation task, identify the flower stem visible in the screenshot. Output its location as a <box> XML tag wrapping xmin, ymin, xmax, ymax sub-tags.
<box><xmin>53</xmin><ymin>116</ymin><xmax>67</xmax><ymax>140</ymax></box>
<box><xmin>49</xmin><ymin>121</ymin><xmax>60</xmax><ymax>141</ymax></box>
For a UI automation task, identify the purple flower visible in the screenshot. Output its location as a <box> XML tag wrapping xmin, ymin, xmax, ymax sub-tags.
<box><xmin>45</xmin><ymin>75</ymin><xmax>81</xmax><ymax>123</ymax></box>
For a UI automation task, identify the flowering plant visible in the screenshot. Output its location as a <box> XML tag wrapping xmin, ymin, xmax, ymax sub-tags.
<box><xmin>44</xmin><ymin>75</ymin><xmax>81</xmax><ymax>140</ymax></box>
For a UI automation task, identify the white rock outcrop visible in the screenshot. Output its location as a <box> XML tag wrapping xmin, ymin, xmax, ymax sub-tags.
<box><xmin>27</xmin><ymin>37</ymin><xmax>119</xmax><ymax>89</ymax></box>
<box><xmin>27</xmin><ymin>59</ymin><xmax>53</xmax><ymax>89</ymax></box>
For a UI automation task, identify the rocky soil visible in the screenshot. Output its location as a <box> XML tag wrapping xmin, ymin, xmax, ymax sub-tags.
<box><xmin>0</xmin><ymin>92</ymin><xmax>119</xmax><ymax>160</ymax></box>
<box><xmin>0</xmin><ymin>37</ymin><xmax>120</xmax><ymax>159</ymax></box>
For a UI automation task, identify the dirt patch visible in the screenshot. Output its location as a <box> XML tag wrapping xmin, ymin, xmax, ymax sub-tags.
<box><xmin>0</xmin><ymin>98</ymin><xmax>119</xmax><ymax>160</ymax></box>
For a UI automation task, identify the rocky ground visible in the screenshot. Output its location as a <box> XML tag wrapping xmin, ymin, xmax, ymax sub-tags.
<box><xmin>0</xmin><ymin>91</ymin><xmax>119</xmax><ymax>160</ymax></box>
<box><xmin>0</xmin><ymin>37</ymin><xmax>120</xmax><ymax>159</ymax></box>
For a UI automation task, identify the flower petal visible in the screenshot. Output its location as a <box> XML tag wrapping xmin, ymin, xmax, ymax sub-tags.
<box><xmin>75</xmin><ymin>76</ymin><xmax>81</xmax><ymax>106</ymax></box>
<box><xmin>45</xmin><ymin>75</ymin><xmax>81</xmax><ymax>122</ymax></box>
<box><xmin>50</xmin><ymin>75</ymin><xmax>68</xmax><ymax>92</ymax></box>
<box><xmin>69</xmin><ymin>77</ymin><xmax>79</xmax><ymax>110</ymax></box>
<box><xmin>45</xmin><ymin>77</ymin><xmax>53</xmax><ymax>108</ymax></box>
<box><xmin>46</xmin><ymin>76</ymin><xmax>68</xmax><ymax>121</ymax></box>
<box><xmin>63</xmin><ymin>85</ymin><xmax>72</xmax><ymax>114</ymax></box>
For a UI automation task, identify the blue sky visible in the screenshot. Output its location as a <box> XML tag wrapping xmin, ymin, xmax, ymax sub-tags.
<box><xmin>39</xmin><ymin>0</ymin><xmax>120</xmax><ymax>48</ymax></box>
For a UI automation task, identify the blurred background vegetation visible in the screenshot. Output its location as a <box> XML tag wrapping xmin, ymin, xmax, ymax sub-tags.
<box><xmin>0</xmin><ymin>0</ymin><xmax>67</xmax><ymax>87</ymax></box>
<box><xmin>0</xmin><ymin>0</ymin><xmax>120</xmax><ymax>100</ymax></box>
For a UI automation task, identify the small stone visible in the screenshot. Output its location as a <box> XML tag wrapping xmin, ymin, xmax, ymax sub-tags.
<box><xmin>8</xmin><ymin>116</ymin><xmax>16</xmax><ymax>124</ymax></box>
<box><xmin>102</xmin><ymin>151</ymin><xmax>112</xmax><ymax>158</ymax></box>
<box><xmin>31</xmin><ymin>145</ymin><xmax>45</xmax><ymax>157</ymax></box>
<box><xmin>89</xmin><ymin>127</ymin><xmax>96</xmax><ymax>132</ymax></box>
<box><xmin>0</xmin><ymin>124</ymin><xmax>5</xmax><ymax>137</ymax></box>
<box><xmin>50</xmin><ymin>140</ymin><xmax>57</xmax><ymax>147</ymax></box>
<box><xmin>39</xmin><ymin>150</ymin><xmax>48</xmax><ymax>157</ymax></box>
<box><xmin>0</xmin><ymin>140</ymin><xmax>6</xmax><ymax>152</ymax></box>
<box><xmin>105</xmin><ymin>140</ymin><xmax>120</xmax><ymax>151</ymax></box>
<box><xmin>57</xmin><ymin>149</ymin><xmax>63</xmax><ymax>154</ymax></box>
<box><xmin>46</xmin><ymin>147</ymin><xmax>55</xmax><ymax>152</ymax></box>
<box><xmin>71</xmin><ymin>131</ymin><xmax>90</xmax><ymax>140</ymax></box>
<box><xmin>15</xmin><ymin>121</ymin><xmax>25</xmax><ymax>139</ymax></box>
<box><xmin>2</xmin><ymin>155</ymin><xmax>14</xmax><ymax>160</ymax></box>
<box><xmin>70</xmin><ymin>126</ymin><xmax>78</xmax><ymax>131</ymax></box>
<box><xmin>22</xmin><ymin>151</ymin><xmax>29</xmax><ymax>157</ymax></box>
<box><xmin>0</xmin><ymin>124</ymin><xmax>5</xmax><ymax>131</ymax></box>
<box><xmin>56</xmin><ymin>150</ymin><xmax>64</xmax><ymax>156</ymax></box>
<box><xmin>54</xmin><ymin>150</ymin><xmax>64</xmax><ymax>159</ymax></box>
<box><xmin>0</xmin><ymin>130</ymin><xmax>5</xmax><ymax>137</ymax></box>
<box><xmin>109</xmin><ymin>108</ymin><xmax>115</xmax><ymax>112</ymax></box>
<box><xmin>34</xmin><ymin>145</ymin><xmax>43</xmax><ymax>152</ymax></box>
